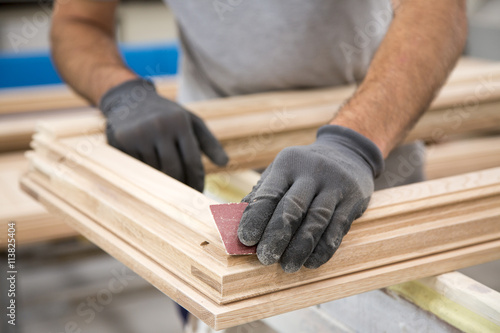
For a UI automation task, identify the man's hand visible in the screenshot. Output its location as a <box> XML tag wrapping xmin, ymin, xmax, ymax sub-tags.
<box><xmin>237</xmin><ymin>125</ymin><xmax>384</xmax><ymax>273</ymax></box>
<box><xmin>100</xmin><ymin>78</ymin><xmax>228</xmax><ymax>192</ymax></box>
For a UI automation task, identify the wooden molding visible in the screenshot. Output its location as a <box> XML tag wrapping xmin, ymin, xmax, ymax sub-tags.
<box><xmin>20</xmin><ymin>174</ymin><xmax>500</xmax><ymax>330</ymax></box>
<box><xmin>21</xmin><ymin>127</ymin><xmax>500</xmax><ymax>306</ymax></box>
<box><xmin>426</xmin><ymin>136</ymin><xmax>500</xmax><ymax>180</ymax></box>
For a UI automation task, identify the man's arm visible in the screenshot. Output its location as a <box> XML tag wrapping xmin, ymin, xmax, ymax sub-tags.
<box><xmin>238</xmin><ymin>0</ymin><xmax>467</xmax><ymax>273</ymax></box>
<box><xmin>332</xmin><ymin>0</ymin><xmax>467</xmax><ymax>157</ymax></box>
<box><xmin>51</xmin><ymin>0</ymin><xmax>228</xmax><ymax>191</ymax></box>
<box><xmin>51</xmin><ymin>0</ymin><xmax>137</xmax><ymax>104</ymax></box>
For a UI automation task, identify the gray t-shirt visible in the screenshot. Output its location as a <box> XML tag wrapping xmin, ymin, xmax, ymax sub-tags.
<box><xmin>164</xmin><ymin>0</ymin><xmax>393</xmax><ymax>103</ymax></box>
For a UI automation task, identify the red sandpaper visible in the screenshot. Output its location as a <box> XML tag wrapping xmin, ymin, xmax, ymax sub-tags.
<box><xmin>209</xmin><ymin>202</ymin><xmax>257</xmax><ymax>255</ymax></box>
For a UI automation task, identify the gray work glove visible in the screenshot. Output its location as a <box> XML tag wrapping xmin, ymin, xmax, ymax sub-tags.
<box><xmin>238</xmin><ymin>125</ymin><xmax>384</xmax><ymax>273</ymax></box>
<box><xmin>100</xmin><ymin>78</ymin><xmax>228</xmax><ymax>192</ymax></box>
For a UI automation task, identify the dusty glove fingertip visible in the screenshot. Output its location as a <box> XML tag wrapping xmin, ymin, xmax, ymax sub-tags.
<box><xmin>303</xmin><ymin>255</ymin><xmax>323</xmax><ymax>270</ymax></box>
<box><xmin>256</xmin><ymin>243</ymin><xmax>281</xmax><ymax>266</ymax></box>
<box><xmin>280</xmin><ymin>261</ymin><xmax>301</xmax><ymax>274</ymax></box>
<box><xmin>237</xmin><ymin>226</ymin><xmax>259</xmax><ymax>247</ymax></box>
<box><xmin>237</xmin><ymin>205</ymin><xmax>260</xmax><ymax>246</ymax></box>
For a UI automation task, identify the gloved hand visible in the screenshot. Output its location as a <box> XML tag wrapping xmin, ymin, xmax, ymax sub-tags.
<box><xmin>238</xmin><ymin>125</ymin><xmax>384</xmax><ymax>273</ymax></box>
<box><xmin>100</xmin><ymin>78</ymin><xmax>228</xmax><ymax>192</ymax></box>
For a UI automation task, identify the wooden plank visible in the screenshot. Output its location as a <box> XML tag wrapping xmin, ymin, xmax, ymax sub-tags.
<box><xmin>0</xmin><ymin>57</ymin><xmax>494</xmax><ymax>116</ymax></box>
<box><xmin>445</xmin><ymin>57</ymin><xmax>499</xmax><ymax>85</ymax></box>
<box><xmin>0</xmin><ymin>152</ymin><xmax>78</xmax><ymax>246</ymax></box>
<box><xmin>26</xmin><ymin>130</ymin><xmax>500</xmax><ymax>304</ymax></box>
<box><xmin>406</xmin><ymin>101</ymin><xmax>500</xmax><ymax>143</ymax></box>
<box><xmin>3</xmin><ymin>59</ymin><xmax>500</xmax><ymax>153</ymax></box>
<box><xmin>20</xmin><ymin>175</ymin><xmax>500</xmax><ymax>330</ymax></box>
<box><xmin>28</xmin><ymin>94</ymin><xmax>500</xmax><ymax>174</ymax></box>
<box><xmin>207</xmin><ymin>135</ymin><xmax>500</xmax><ymax>191</ymax></box>
<box><xmin>23</xmin><ymin>58</ymin><xmax>500</xmax><ymax>170</ymax></box>
<box><xmin>0</xmin><ymin>78</ymin><xmax>177</xmax><ymax>115</ymax></box>
<box><xmin>207</xmin><ymin>95</ymin><xmax>500</xmax><ymax>171</ymax></box>
<box><xmin>419</xmin><ymin>272</ymin><xmax>500</xmax><ymax>326</ymax></box>
<box><xmin>426</xmin><ymin>136</ymin><xmax>500</xmax><ymax>179</ymax></box>
<box><xmin>209</xmin><ymin>168</ymin><xmax>500</xmax><ymax>329</ymax></box>
<box><xmin>0</xmin><ymin>109</ymin><xmax>101</xmax><ymax>152</ymax></box>
<box><xmin>0</xmin><ymin>79</ymin><xmax>174</xmax><ymax>152</ymax></box>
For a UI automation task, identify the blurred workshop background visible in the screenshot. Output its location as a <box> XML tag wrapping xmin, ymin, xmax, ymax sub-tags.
<box><xmin>0</xmin><ymin>0</ymin><xmax>500</xmax><ymax>89</ymax></box>
<box><xmin>0</xmin><ymin>1</ymin><xmax>499</xmax><ymax>333</ymax></box>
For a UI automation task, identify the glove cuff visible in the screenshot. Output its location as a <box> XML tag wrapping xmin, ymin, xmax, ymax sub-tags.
<box><xmin>99</xmin><ymin>78</ymin><xmax>156</xmax><ymax>116</ymax></box>
<box><xmin>316</xmin><ymin>125</ymin><xmax>385</xmax><ymax>178</ymax></box>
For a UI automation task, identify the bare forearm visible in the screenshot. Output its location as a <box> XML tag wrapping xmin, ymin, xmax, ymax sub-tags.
<box><xmin>331</xmin><ymin>0</ymin><xmax>467</xmax><ymax>157</ymax></box>
<box><xmin>51</xmin><ymin>1</ymin><xmax>136</xmax><ymax>105</ymax></box>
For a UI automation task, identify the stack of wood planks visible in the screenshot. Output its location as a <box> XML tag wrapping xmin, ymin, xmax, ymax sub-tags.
<box><xmin>425</xmin><ymin>136</ymin><xmax>500</xmax><ymax>180</ymax></box>
<box><xmin>11</xmin><ymin>59</ymin><xmax>500</xmax><ymax>173</ymax></box>
<box><xmin>0</xmin><ymin>78</ymin><xmax>177</xmax><ymax>115</ymax></box>
<box><xmin>0</xmin><ymin>152</ymin><xmax>78</xmax><ymax>246</ymax></box>
<box><xmin>21</xmin><ymin>118</ymin><xmax>500</xmax><ymax>328</ymax></box>
<box><xmin>0</xmin><ymin>78</ymin><xmax>177</xmax><ymax>153</ymax></box>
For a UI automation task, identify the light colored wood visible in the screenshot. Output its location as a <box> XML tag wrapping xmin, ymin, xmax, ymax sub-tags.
<box><xmin>2</xmin><ymin>59</ymin><xmax>500</xmax><ymax>153</ymax></box>
<box><xmin>25</xmin><ymin>129</ymin><xmax>500</xmax><ymax>305</ymax></box>
<box><xmin>0</xmin><ymin>108</ymin><xmax>101</xmax><ymax>152</ymax></box>
<box><xmin>0</xmin><ymin>152</ymin><xmax>77</xmax><ymax>246</ymax></box>
<box><xmin>426</xmin><ymin>136</ymin><xmax>500</xmax><ymax>179</ymax></box>
<box><xmin>0</xmin><ymin>79</ymin><xmax>173</xmax><ymax>152</ymax></box>
<box><xmin>406</xmin><ymin>100</ymin><xmax>500</xmax><ymax>143</ymax></box>
<box><xmin>445</xmin><ymin>58</ymin><xmax>499</xmax><ymax>85</ymax></box>
<box><xmin>0</xmin><ymin>57</ymin><xmax>494</xmax><ymax>116</ymax></box>
<box><xmin>219</xmin><ymin>172</ymin><xmax>500</xmax><ymax>332</ymax></box>
<box><xmin>419</xmin><ymin>272</ymin><xmax>500</xmax><ymax>326</ymax></box>
<box><xmin>20</xmin><ymin>175</ymin><xmax>500</xmax><ymax>330</ymax></box>
<box><xmin>27</xmin><ymin>95</ymin><xmax>500</xmax><ymax>174</ymax></box>
<box><xmin>0</xmin><ymin>78</ymin><xmax>177</xmax><ymax>115</ymax></box>
<box><xmin>389</xmin><ymin>277</ymin><xmax>500</xmax><ymax>332</ymax></box>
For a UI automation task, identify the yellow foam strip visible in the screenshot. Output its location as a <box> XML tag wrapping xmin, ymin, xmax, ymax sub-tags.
<box><xmin>389</xmin><ymin>281</ymin><xmax>500</xmax><ymax>333</ymax></box>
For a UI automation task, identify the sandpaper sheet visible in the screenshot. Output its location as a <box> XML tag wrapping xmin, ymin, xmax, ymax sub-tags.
<box><xmin>209</xmin><ymin>202</ymin><xmax>257</xmax><ymax>255</ymax></box>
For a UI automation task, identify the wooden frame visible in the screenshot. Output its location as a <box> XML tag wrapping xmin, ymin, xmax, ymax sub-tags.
<box><xmin>21</xmin><ymin>123</ymin><xmax>500</xmax><ymax>328</ymax></box>
<box><xmin>20</xmin><ymin>175</ymin><xmax>500</xmax><ymax>330</ymax></box>
<box><xmin>3</xmin><ymin>128</ymin><xmax>497</xmax><ymax>247</ymax></box>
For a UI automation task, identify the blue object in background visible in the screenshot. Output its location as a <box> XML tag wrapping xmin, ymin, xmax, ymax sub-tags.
<box><xmin>0</xmin><ymin>42</ymin><xmax>179</xmax><ymax>89</ymax></box>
